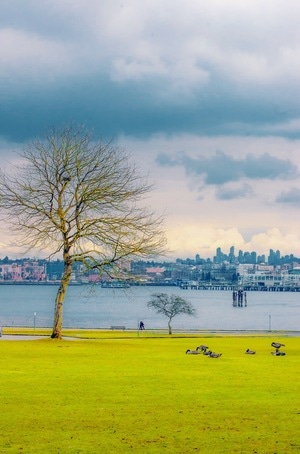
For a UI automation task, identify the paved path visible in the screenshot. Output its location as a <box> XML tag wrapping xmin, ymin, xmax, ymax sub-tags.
<box><xmin>0</xmin><ymin>335</ymin><xmax>46</xmax><ymax>341</ymax></box>
<box><xmin>0</xmin><ymin>334</ymin><xmax>81</xmax><ymax>341</ymax></box>
<box><xmin>0</xmin><ymin>331</ymin><xmax>299</xmax><ymax>340</ymax></box>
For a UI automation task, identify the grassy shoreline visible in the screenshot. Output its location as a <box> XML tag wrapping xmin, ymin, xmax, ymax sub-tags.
<box><xmin>2</xmin><ymin>326</ymin><xmax>300</xmax><ymax>339</ymax></box>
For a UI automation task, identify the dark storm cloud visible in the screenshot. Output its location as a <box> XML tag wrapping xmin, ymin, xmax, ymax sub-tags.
<box><xmin>216</xmin><ymin>184</ymin><xmax>253</xmax><ymax>201</ymax></box>
<box><xmin>156</xmin><ymin>150</ymin><xmax>297</xmax><ymax>186</ymax></box>
<box><xmin>276</xmin><ymin>188</ymin><xmax>300</xmax><ymax>206</ymax></box>
<box><xmin>0</xmin><ymin>74</ymin><xmax>291</xmax><ymax>143</ymax></box>
<box><xmin>3</xmin><ymin>67</ymin><xmax>300</xmax><ymax>143</ymax></box>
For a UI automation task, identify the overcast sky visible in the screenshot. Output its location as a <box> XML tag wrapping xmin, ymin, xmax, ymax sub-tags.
<box><xmin>1</xmin><ymin>0</ymin><xmax>300</xmax><ymax>260</ymax></box>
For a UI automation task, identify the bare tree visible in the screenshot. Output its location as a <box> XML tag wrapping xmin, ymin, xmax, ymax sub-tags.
<box><xmin>0</xmin><ymin>126</ymin><xmax>166</xmax><ymax>338</ymax></box>
<box><xmin>147</xmin><ymin>293</ymin><xmax>196</xmax><ymax>334</ymax></box>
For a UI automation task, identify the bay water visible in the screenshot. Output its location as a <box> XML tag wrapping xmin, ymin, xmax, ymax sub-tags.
<box><xmin>0</xmin><ymin>284</ymin><xmax>299</xmax><ymax>331</ymax></box>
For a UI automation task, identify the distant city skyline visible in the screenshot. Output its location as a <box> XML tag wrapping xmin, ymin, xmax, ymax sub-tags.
<box><xmin>1</xmin><ymin>244</ymin><xmax>299</xmax><ymax>265</ymax></box>
<box><xmin>193</xmin><ymin>245</ymin><xmax>298</xmax><ymax>265</ymax></box>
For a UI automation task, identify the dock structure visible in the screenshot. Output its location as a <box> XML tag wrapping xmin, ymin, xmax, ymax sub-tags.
<box><xmin>179</xmin><ymin>282</ymin><xmax>236</xmax><ymax>290</ymax></box>
<box><xmin>232</xmin><ymin>290</ymin><xmax>247</xmax><ymax>307</ymax></box>
<box><xmin>242</xmin><ymin>285</ymin><xmax>300</xmax><ymax>291</ymax></box>
<box><xmin>178</xmin><ymin>282</ymin><xmax>300</xmax><ymax>292</ymax></box>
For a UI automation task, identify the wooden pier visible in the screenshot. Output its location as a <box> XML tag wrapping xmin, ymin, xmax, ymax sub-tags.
<box><xmin>179</xmin><ymin>283</ymin><xmax>300</xmax><ymax>292</ymax></box>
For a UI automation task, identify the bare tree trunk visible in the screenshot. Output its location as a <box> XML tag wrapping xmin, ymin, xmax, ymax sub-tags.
<box><xmin>168</xmin><ymin>320</ymin><xmax>172</xmax><ymax>335</ymax></box>
<box><xmin>51</xmin><ymin>260</ymin><xmax>72</xmax><ymax>339</ymax></box>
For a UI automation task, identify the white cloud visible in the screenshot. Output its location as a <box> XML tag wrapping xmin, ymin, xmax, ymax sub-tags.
<box><xmin>246</xmin><ymin>229</ymin><xmax>300</xmax><ymax>257</ymax></box>
<box><xmin>3</xmin><ymin>0</ymin><xmax>300</xmax><ymax>95</ymax></box>
<box><xmin>98</xmin><ymin>0</ymin><xmax>300</xmax><ymax>90</ymax></box>
<box><xmin>0</xmin><ymin>28</ymin><xmax>76</xmax><ymax>83</ymax></box>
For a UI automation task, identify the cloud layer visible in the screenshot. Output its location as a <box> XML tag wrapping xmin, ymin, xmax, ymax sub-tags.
<box><xmin>1</xmin><ymin>1</ymin><xmax>300</xmax><ymax>258</ymax></box>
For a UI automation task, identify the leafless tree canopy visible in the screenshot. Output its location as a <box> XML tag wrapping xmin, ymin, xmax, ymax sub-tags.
<box><xmin>0</xmin><ymin>126</ymin><xmax>166</xmax><ymax>265</ymax></box>
<box><xmin>0</xmin><ymin>126</ymin><xmax>167</xmax><ymax>337</ymax></box>
<box><xmin>147</xmin><ymin>293</ymin><xmax>196</xmax><ymax>334</ymax></box>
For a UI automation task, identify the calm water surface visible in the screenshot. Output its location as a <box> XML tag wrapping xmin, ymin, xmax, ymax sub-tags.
<box><xmin>0</xmin><ymin>285</ymin><xmax>299</xmax><ymax>331</ymax></box>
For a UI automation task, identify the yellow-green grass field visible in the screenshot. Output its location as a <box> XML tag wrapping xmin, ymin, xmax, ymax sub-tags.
<box><xmin>0</xmin><ymin>332</ymin><xmax>299</xmax><ymax>453</ymax></box>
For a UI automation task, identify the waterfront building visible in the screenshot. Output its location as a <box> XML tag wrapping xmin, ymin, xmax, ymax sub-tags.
<box><xmin>0</xmin><ymin>261</ymin><xmax>46</xmax><ymax>281</ymax></box>
<box><xmin>238</xmin><ymin>263</ymin><xmax>300</xmax><ymax>289</ymax></box>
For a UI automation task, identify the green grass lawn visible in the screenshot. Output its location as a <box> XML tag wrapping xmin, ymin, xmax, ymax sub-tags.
<box><xmin>0</xmin><ymin>334</ymin><xmax>299</xmax><ymax>453</ymax></box>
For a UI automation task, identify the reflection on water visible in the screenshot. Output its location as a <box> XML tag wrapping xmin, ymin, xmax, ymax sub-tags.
<box><xmin>0</xmin><ymin>285</ymin><xmax>299</xmax><ymax>331</ymax></box>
